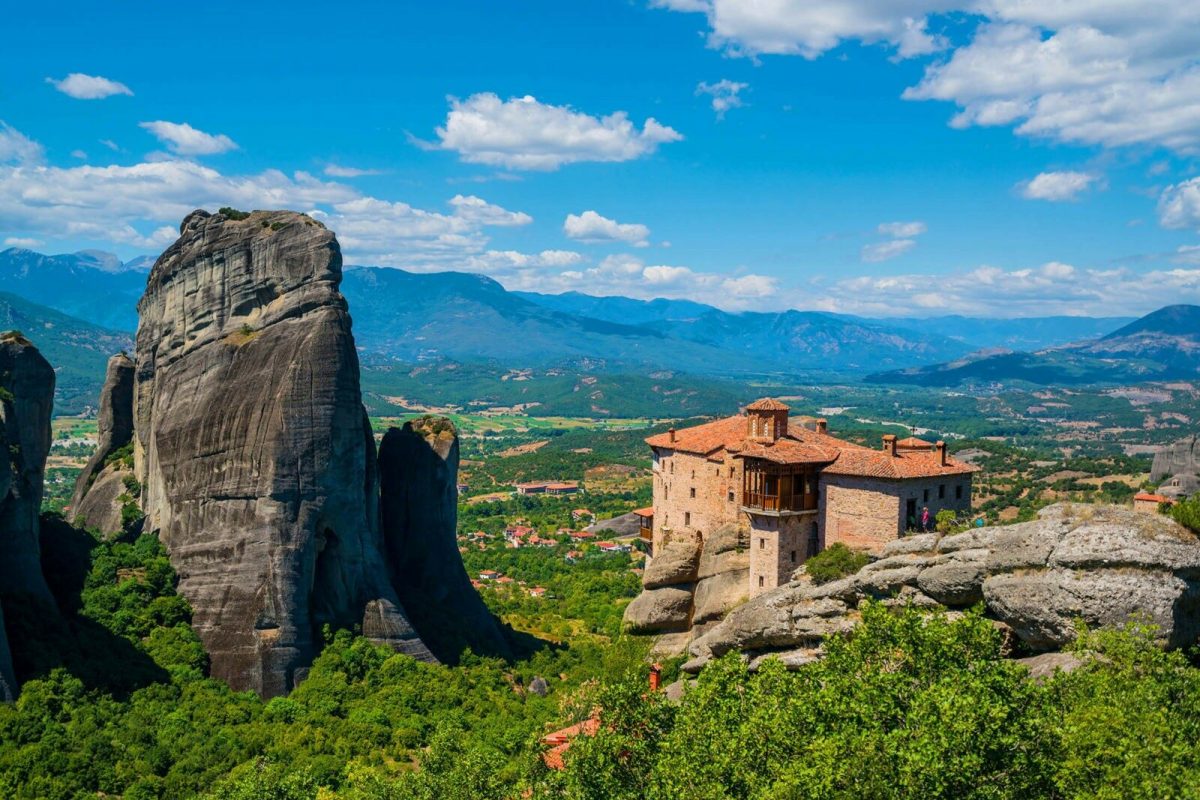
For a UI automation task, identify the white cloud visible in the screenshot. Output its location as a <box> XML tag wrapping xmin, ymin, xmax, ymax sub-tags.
<box><xmin>811</xmin><ymin>260</ymin><xmax>1200</xmax><ymax>317</ymax></box>
<box><xmin>139</xmin><ymin>121</ymin><xmax>238</xmax><ymax>156</ymax></box>
<box><xmin>47</xmin><ymin>73</ymin><xmax>133</xmax><ymax>100</ymax></box>
<box><xmin>1159</xmin><ymin>176</ymin><xmax>1200</xmax><ymax>230</ymax></box>
<box><xmin>0</xmin><ymin>122</ymin><xmax>44</xmax><ymax>165</ymax></box>
<box><xmin>1020</xmin><ymin>170</ymin><xmax>1098</xmax><ymax>202</ymax></box>
<box><xmin>696</xmin><ymin>79</ymin><xmax>749</xmax><ymax>118</ymax></box>
<box><xmin>878</xmin><ymin>220</ymin><xmax>927</xmax><ymax>237</ymax></box>
<box><xmin>862</xmin><ymin>239</ymin><xmax>917</xmax><ymax>262</ymax></box>
<box><xmin>563</xmin><ymin>210</ymin><xmax>651</xmax><ymax>246</ymax></box>
<box><xmin>4</xmin><ymin>237</ymin><xmax>43</xmax><ymax>249</ymax></box>
<box><xmin>323</xmin><ymin>164</ymin><xmax>385</xmax><ymax>177</ymax></box>
<box><xmin>657</xmin><ymin>2</ymin><xmax>1200</xmax><ymax>153</ymax></box>
<box><xmin>70</xmin><ymin>149</ymin><xmax>87</xmax><ymax>160</ymax></box>
<box><xmin>433</xmin><ymin>93</ymin><xmax>682</xmax><ymax>170</ymax></box>
<box><xmin>448</xmin><ymin>194</ymin><xmax>532</xmax><ymax>227</ymax></box>
<box><xmin>100</xmin><ymin>139</ymin><xmax>119</xmax><ymax>151</ymax></box>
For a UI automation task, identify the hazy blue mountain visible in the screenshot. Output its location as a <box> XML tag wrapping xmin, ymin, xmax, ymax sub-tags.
<box><xmin>0</xmin><ymin>292</ymin><xmax>134</xmax><ymax>413</ymax></box>
<box><xmin>867</xmin><ymin>314</ymin><xmax>1136</xmax><ymax>351</ymax></box>
<box><xmin>513</xmin><ymin>291</ymin><xmax>718</xmax><ymax>325</ymax></box>
<box><xmin>0</xmin><ymin>248</ymin><xmax>147</xmax><ymax>331</ymax></box>
<box><xmin>867</xmin><ymin>304</ymin><xmax>1200</xmax><ymax>387</ymax></box>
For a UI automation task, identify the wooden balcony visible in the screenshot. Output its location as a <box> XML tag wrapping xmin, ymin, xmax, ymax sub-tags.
<box><xmin>638</xmin><ymin>525</ymin><xmax>653</xmax><ymax>542</ymax></box>
<box><xmin>741</xmin><ymin>460</ymin><xmax>819</xmax><ymax>516</ymax></box>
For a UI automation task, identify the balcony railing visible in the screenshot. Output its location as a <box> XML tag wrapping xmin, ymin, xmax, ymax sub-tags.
<box><xmin>638</xmin><ymin>525</ymin><xmax>653</xmax><ymax>542</ymax></box>
<box><xmin>741</xmin><ymin>491</ymin><xmax>818</xmax><ymax>513</ymax></box>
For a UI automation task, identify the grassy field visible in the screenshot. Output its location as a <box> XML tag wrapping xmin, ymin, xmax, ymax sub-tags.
<box><xmin>370</xmin><ymin>413</ymin><xmax>655</xmax><ymax>436</ymax></box>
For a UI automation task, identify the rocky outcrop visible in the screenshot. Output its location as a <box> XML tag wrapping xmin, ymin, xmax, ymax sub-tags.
<box><xmin>624</xmin><ymin>523</ymin><xmax>749</xmax><ymax>644</ymax></box>
<box><xmin>1151</xmin><ymin>434</ymin><xmax>1199</xmax><ymax>500</ymax></box>
<box><xmin>378</xmin><ymin>418</ymin><xmax>511</xmax><ymax>662</ymax></box>
<box><xmin>686</xmin><ymin>504</ymin><xmax>1200</xmax><ymax>673</ymax></box>
<box><xmin>70</xmin><ymin>353</ymin><xmax>135</xmax><ymax>534</ymax></box>
<box><xmin>0</xmin><ymin>333</ymin><xmax>56</xmax><ymax>606</ymax></box>
<box><xmin>132</xmin><ymin>209</ymin><xmax>430</xmax><ymax>696</ymax></box>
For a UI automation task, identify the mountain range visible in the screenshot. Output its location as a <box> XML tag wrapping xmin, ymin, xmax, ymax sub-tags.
<box><xmin>0</xmin><ymin>246</ymin><xmax>1189</xmax><ymax>408</ymax></box>
<box><xmin>868</xmin><ymin>305</ymin><xmax>1200</xmax><ymax>387</ymax></box>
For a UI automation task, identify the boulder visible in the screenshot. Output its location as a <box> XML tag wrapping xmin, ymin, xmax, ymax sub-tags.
<box><xmin>71</xmin><ymin>467</ymin><xmax>133</xmax><ymax>536</ymax></box>
<box><xmin>644</xmin><ymin>538</ymin><xmax>702</xmax><ymax>589</ymax></box>
<box><xmin>686</xmin><ymin>504</ymin><xmax>1200</xmax><ymax>672</ymax></box>
<box><xmin>692</xmin><ymin>565</ymin><xmax>750</xmax><ymax>625</ymax></box>
<box><xmin>70</xmin><ymin>352</ymin><xmax>134</xmax><ymax>522</ymax></box>
<box><xmin>378</xmin><ymin>419</ymin><xmax>511</xmax><ymax>662</ymax></box>
<box><xmin>132</xmin><ymin>209</ymin><xmax>430</xmax><ymax>696</ymax></box>
<box><xmin>624</xmin><ymin>585</ymin><xmax>694</xmax><ymax>633</ymax></box>
<box><xmin>0</xmin><ymin>334</ymin><xmax>55</xmax><ymax>606</ymax></box>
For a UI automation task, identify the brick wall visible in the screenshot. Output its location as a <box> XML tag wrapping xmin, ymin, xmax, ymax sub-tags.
<box><xmin>821</xmin><ymin>474</ymin><xmax>973</xmax><ymax>553</ymax></box>
<box><xmin>651</xmin><ymin>448</ymin><xmax>742</xmax><ymax>552</ymax></box>
<box><xmin>748</xmin><ymin>513</ymin><xmax>817</xmax><ymax>596</ymax></box>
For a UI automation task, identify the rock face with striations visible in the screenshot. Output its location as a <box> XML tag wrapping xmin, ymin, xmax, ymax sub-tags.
<box><xmin>378</xmin><ymin>418</ymin><xmax>512</xmax><ymax>662</ymax></box>
<box><xmin>685</xmin><ymin>504</ymin><xmax>1200</xmax><ymax>673</ymax></box>
<box><xmin>133</xmin><ymin>209</ymin><xmax>431</xmax><ymax>696</ymax></box>
<box><xmin>70</xmin><ymin>353</ymin><xmax>135</xmax><ymax>534</ymax></box>
<box><xmin>0</xmin><ymin>333</ymin><xmax>58</xmax><ymax>700</ymax></box>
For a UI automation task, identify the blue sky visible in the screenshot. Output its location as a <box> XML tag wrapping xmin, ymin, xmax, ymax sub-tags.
<box><xmin>3</xmin><ymin>0</ymin><xmax>1200</xmax><ymax>316</ymax></box>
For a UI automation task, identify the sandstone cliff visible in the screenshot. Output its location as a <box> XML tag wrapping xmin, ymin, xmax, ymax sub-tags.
<box><xmin>0</xmin><ymin>333</ymin><xmax>56</xmax><ymax>605</ymax></box>
<box><xmin>624</xmin><ymin>523</ymin><xmax>749</xmax><ymax>651</ymax></box>
<box><xmin>132</xmin><ymin>209</ymin><xmax>430</xmax><ymax>696</ymax></box>
<box><xmin>685</xmin><ymin>504</ymin><xmax>1200</xmax><ymax>673</ymax></box>
<box><xmin>1151</xmin><ymin>434</ymin><xmax>1200</xmax><ymax>499</ymax></box>
<box><xmin>70</xmin><ymin>353</ymin><xmax>135</xmax><ymax>534</ymax></box>
<box><xmin>378</xmin><ymin>418</ymin><xmax>512</xmax><ymax>661</ymax></box>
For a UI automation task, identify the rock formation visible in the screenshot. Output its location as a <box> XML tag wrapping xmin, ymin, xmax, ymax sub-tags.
<box><xmin>624</xmin><ymin>523</ymin><xmax>750</xmax><ymax>649</ymax></box>
<box><xmin>684</xmin><ymin>504</ymin><xmax>1200</xmax><ymax>673</ymax></box>
<box><xmin>378</xmin><ymin>418</ymin><xmax>511</xmax><ymax>662</ymax></box>
<box><xmin>0</xmin><ymin>333</ymin><xmax>58</xmax><ymax>700</ymax></box>
<box><xmin>0</xmin><ymin>333</ymin><xmax>56</xmax><ymax>605</ymax></box>
<box><xmin>70</xmin><ymin>353</ymin><xmax>135</xmax><ymax>534</ymax></box>
<box><xmin>1151</xmin><ymin>434</ymin><xmax>1199</xmax><ymax>500</ymax></box>
<box><xmin>132</xmin><ymin>209</ymin><xmax>430</xmax><ymax>696</ymax></box>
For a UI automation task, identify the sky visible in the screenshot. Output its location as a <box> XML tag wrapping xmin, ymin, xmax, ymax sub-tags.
<box><xmin>4</xmin><ymin>0</ymin><xmax>1200</xmax><ymax>318</ymax></box>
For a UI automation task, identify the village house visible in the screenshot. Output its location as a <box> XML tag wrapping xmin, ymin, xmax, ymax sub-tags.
<box><xmin>571</xmin><ymin>508</ymin><xmax>594</xmax><ymax>522</ymax></box>
<box><xmin>1134</xmin><ymin>491</ymin><xmax>1174</xmax><ymax>514</ymax></box>
<box><xmin>644</xmin><ymin>398</ymin><xmax>977</xmax><ymax>598</ymax></box>
<box><xmin>515</xmin><ymin>480</ymin><xmax>581</xmax><ymax>496</ymax></box>
<box><xmin>478</xmin><ymin>570</ymin><xmax>500</xmax><ymax>581</ymax></box>
<box><xmin>504</xmin><ymin>524</ymin><xmax>535</xmax><ymax>546</ymax></box>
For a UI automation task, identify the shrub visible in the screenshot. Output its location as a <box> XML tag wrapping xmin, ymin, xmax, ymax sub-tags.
<box><xmin>804</xmin><ymin>542</ymin><xmax>870</xmax><ymax>584</ymax></box>
<box><xmin>218</xmin><ymin>206</ymin><xmax>251</xmax><ymax>221</ymax></box>
<box><xmin>1169</xmin><ymin>495</ymin><xmax>1200</xmax><ymax>534</ymax></box>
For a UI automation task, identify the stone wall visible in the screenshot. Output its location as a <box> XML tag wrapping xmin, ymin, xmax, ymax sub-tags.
<box><xmin>821</xmin><ymin>474</ymin><xmax>972</xmax><ymax>553</ymax></box>
<box><xmin>748</xmin><ymin>513</ymin><xmax>817</xmax><ymax>596</ymax></box>
<box><xmin>652</xmin><ymin>449</ymin><xmax>742</xmax><ymax>552</ymax></box>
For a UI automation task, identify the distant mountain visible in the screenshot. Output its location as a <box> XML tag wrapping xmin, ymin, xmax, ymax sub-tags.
<box><xmin>876</xmin><ymin>314</ymin><xmax>1135</xmax><ymax>351</ymax></box>
<box><xmin>0</xmin><ymin>292</ymin><xmax>133</xmax><ymax>413</ymax></box>
<box><xmin>342</xmin><ymin>267</ymin><xmax>970</xmax><ymax>374</ymax></box>
<box><xmin>0</xmin><ymin>248</ymin><xmax>147</xmax><ymax>331</ymax></box>
<box><xmin>867</xmin><ymin>304</ymin><xmax>1200</xmax><ymax>387</ymax></box>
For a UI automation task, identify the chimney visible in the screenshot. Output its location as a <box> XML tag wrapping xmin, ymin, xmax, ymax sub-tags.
<box><xmin>935</xmin><ymin>440</ymin><xmax>947</xmax><ymax>466</ymax></box>
<box><xmin>816</xmin><ymin>418</ymin><xmax>827</xmax><ymax>435</ymax></box>
<box><xmin>882</xmin><ymin>434</ymin><xmax>897</xmax><ymax>457</ymax></box>
<box><xmin>668</xmin><ymin>428</ymin><xmax>676</xmax><ymax>443</ymax></box>
<box><xmin>649</xmin><ymin>663</ymin><xmax>662</xmax><ymax>693</ymax></box>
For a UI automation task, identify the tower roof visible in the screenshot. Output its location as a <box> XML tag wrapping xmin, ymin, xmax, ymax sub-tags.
<box><xmin>745</xmin><ymin>397</ymin><xmax>789</xmax><ymax>412</ymax></box>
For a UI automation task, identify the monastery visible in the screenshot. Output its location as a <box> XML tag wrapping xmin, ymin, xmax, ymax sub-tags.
<box><xmin>643</xmin><ymin>398</ymin><xmax>977</xmax><ymax>597</ymax></box>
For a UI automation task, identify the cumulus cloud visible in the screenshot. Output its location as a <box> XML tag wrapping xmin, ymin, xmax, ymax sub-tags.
<box><xmin>862</xmin><ymin>239</ymin><xmax>917</xmax><ymax>263</ymax></box>
<box><xmin>1159</xmin><ymin>176</ymin><xmax>1200</xmax><ymax>230</ymax></box>
<box><xmin>323</xmin><ymin>164</ymin><xmax>384</xmax><ymax>177</ymax></box>
<box><xmin>657</xmin><ymin>2</ymin><xmax>1200</xmax><ymax>153</ymax></box>
<box><xmin>1020</xmin><ymin>170</ymin><xmax>1099</xmax><ymax>202</ymax></box>
<box><xmin>810</xmin><ymin>260</ymin><xmax>1200</xmax><ymax>317</ymax></box>
<box><xmin>0</xmin><ymin>122</ymin><xmax>44</xmax><ymax>165</ymax></box>
<box><xmin>433</xmin><ymin>93</ymin><xmax>682</xmax><ymax>170</ymax></box>
<box><xmin>140</xmin><ymin>121</ymin><xmax>238</xmax><ymax>156</ymax></box>
<box><xmin>448</xmin><ymin>194</ymin><xmax>532</xmax><ymax>227</ymax></box>
<box><xmin>563</xmin><ymin>210</ymin><xmax>650</xmax><ymax>246</ymax></box>
<box><xmin>696</xmin><ymin>79</ymin><xmax>749</xmax><ymax>118</ymax></box>
<box><xmin>47</xmin><ymin>73</ymin><xmax>133</xmax><ymax>100</ymax></box>
<box><xmin>4</xmin><ymin>237</ymin><xmax>43</xmax><ymax>249</ymax></box>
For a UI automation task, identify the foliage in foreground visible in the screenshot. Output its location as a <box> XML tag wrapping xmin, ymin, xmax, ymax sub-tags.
<box><xmin>801</xmin><ymin>542</ymin><xmax>870</xmax><ymax>584</ymax></box>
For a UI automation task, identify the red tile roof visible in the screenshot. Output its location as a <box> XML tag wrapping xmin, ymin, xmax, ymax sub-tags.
<box><xmin>647</xmin><ymin>410</ymin><xmax>976</xmax><ymax>480</ymax></box>
<box><xmin>1135</xmin><ymin>492</ymin><xmax>1172</xmax><ymax>504</ymax></box>
<box><xmin>895</xmin><ymin>436</ymin><xmax>934</xmax><ymax>450</ymax></box>
<box><xmin>632</xmin><ymin>506</ymin><xmax>654</xmax><ymax>517</ymax></box>
<box><xmin>541</xmin><ymin>716</ymin><xmax>602</xmax><ymax>769</ymax></box>
<box><xmin>746</xmin><ymin>397</ymin><xmax>790</xmax><ymax>411</ymax></box>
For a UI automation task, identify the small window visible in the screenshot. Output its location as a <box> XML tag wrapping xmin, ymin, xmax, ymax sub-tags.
<box><xmin>727</xmin><ymin>490</ymin><xmax>734</xmax><ymax>503</ymax></box>
<box><xmin>670</xmin><ymin>461</ymin><xmax>674</xmax><ymax>474</ymax></box>
<box><xmin>690</xmin><ymin>487</ymin><xmax>696</xmax><ymax>498</ymax></box>
<box><xmin>684</xmin><ymin>512</ymin><xmax>691</xmax><ymax>526</ymax></box>
<box><xmin>923</xmin><ymin>489</ymin><xmax>930</xmax><ymax>502</ymax></box>
<box><xmin>691</xmin><ymin>470</ymin><xmax>695</xmax><ymax>479</ymax></box>
<box><xmin>790</xmin><ymin>550</ymin><xmax>796</xmax><ymax>563</ymax></box>
<box><xmin>729</xmin><ymin>466</ymin><xmax>734</xmax><ymax>477</ymax></box>
<box><xmin>956</xmin><ymin>484</ymin><xmax>963</xmax><ymax>500</ymax></box>
<box><xmin>758</xmin><ymin>576</ymin><xmax>765</xmax><ymax>588</ymax></box>
<box><xmin>759</xmin><ymin>537</ymin><xmax>765</xmax><ymax>549</ymax></box>
<box><xmin>938</xmin><ymin>484</ymin><xmax>946</xmax><ymax>499</ymax></box>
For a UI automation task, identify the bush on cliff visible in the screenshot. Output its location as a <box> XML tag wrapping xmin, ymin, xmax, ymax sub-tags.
<box><xmin>802</xmin><ymin>542</ymin><xmax>870</xmax><ymax>585</ymax></box>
